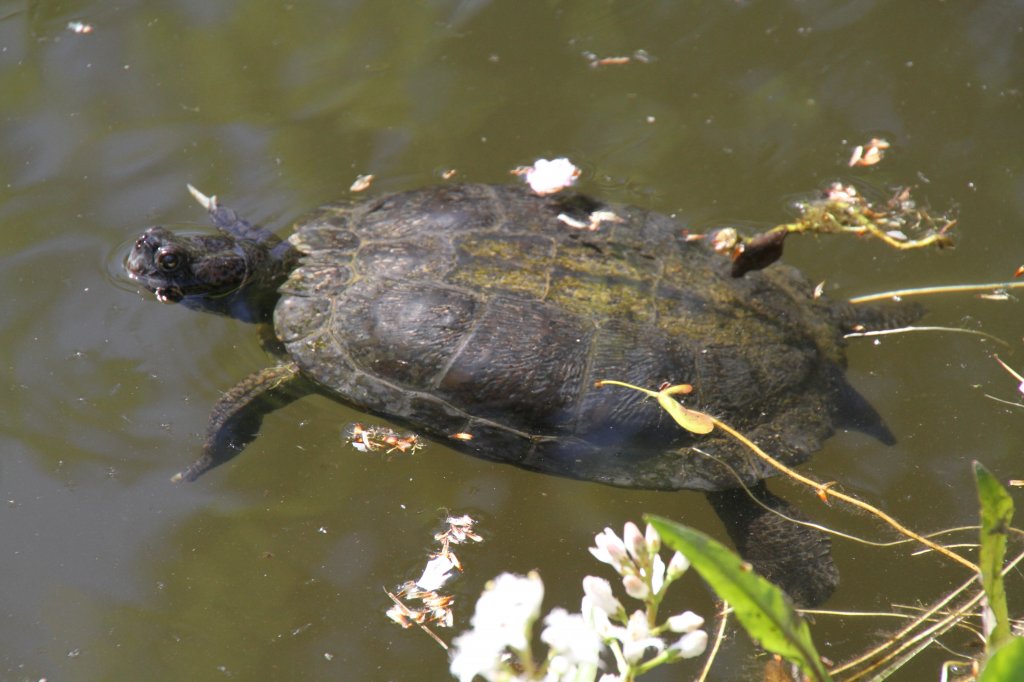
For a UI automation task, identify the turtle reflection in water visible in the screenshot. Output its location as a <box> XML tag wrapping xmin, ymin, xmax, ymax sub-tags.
<box><xmin>126</xmin><ymin>183</ymin><xmax>918</xmax><ymax>606</ymax></box>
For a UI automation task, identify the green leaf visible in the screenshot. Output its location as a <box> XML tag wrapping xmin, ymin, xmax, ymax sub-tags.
<box><xmin>647</xmin><ymin>515</ymin><xmax>832</xmax><ymax>682</ymax></box>
<box><xmin>974</xmin><ymin>461</ymin><xmax>1014</xmax><ymax>651</ymax></box>
<box><xmin>980</xmin><ymin>636</ymin><xmax>1024</xmax><ymax>682</ymax></box>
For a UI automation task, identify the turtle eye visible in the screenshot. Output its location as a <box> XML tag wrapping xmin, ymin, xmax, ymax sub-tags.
<box><xmin>156</xmin><ymin>248</ymin><xmax>183</xmax><ymax>272</ymax></box>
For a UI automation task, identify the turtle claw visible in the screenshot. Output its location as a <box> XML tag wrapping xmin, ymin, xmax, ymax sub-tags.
<box><xmin>185</xmin><ymin>184</ymin><xmax>285</xmax><ymax>247</ymax></box>
<box><xmin>155</xmin><ymin>286</ymin><xmax>184</xmax><ymax>303</ymax></box>
<box><xmin>187</xmin><ymin>183</ymin><xmax>218</xmax><ymax>212</ymax></box>
<box><xmin>170</xmin><ymin>454</ymin><xmax>216</xmax><ymax>483</ymax></box>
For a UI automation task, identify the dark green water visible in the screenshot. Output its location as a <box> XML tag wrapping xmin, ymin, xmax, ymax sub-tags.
<box><xmin>3</xmin><ymin>2</ymin><xmax>1023</xmax><ymax>680</ymax></box>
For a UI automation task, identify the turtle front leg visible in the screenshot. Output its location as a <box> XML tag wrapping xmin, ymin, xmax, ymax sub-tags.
<box><xmin>172</xmin><ymin>362</ymin><xmax>311</xmax><ymax>482</ymax></box>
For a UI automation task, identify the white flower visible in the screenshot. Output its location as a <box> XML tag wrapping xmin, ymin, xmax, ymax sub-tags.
<box><xmin>541</xmin><ymin>608</ymin><xmax>604</xmax><ymax>668</ymax></box>
<box><xmin>582</xmin><ymin>576</ymin><xmax>622</xmax><ymax>617</ymax></box>
<box><xmin>449</xmin><ymin>572</ymin><xmax>546</xmax><ymax>681</ymax></box>
<box><xmin>470</xmin><ymin>572</ymin><xmax>545</xmax><ymax>652</ymax></box>
<box><xmin>613</xmin><ymin>610</ymin><xmax>665</xmax><ymax>664</ymax></box>
<box><xmin>667</xmin><ymin>611</ymin><xmax>704</xmax><ymax>633</ymax></box>
<box><xmin>622</xmin><ymin>574</ymin><xmax>649</xmax><ymax>600</ymax></box>
<box><xmin>518</xmin><ymin>157</ymin><xmax>580</xmax><ymax>195</ymax></box>
<box><xmin>622</xmin><ymin>522</ymin><xmax>646</xmax><ymax>563</ymax></box>
<box><xmin>666</xmin><ymin>551</ymin><xmax>690</xmax><ymax>580</ymax></box>
<box><xmin>544</xmin><ymin>654</ymin><xmax>572</xmax><ymax>681</ymax></box>
<box><xmin>589</xmin><ymin>527</ymin><xmax>630</xmax><ymax>572</ymax></box>
<box><xmin>449</xmin><ymin>627</ymin><xmax>506</xmax><ymax>682</ymax></box>
<box><xmin>597</xmin><ymin>676</ymin><xmax>623</xmax><ymax>682</ymax></box>
<box><xmin>581</xmin><ymin>595</ymin><xmax>614</xmax><ymax>637</ymax></box>
<box><xmin>669</xmin><ymin>629</ymin><xmax>708</xmax><ymax>659</ymax></box>
<box><xmin>650</xmin><ymin>554</ymin><xmax>666</xmax><ymax>596</ymax></box>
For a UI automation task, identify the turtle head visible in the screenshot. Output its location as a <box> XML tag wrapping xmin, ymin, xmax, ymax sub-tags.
<box><xmin>126</xmin><ymin>226</ymin><xmax>252</xmax><ymax>302</ymax></box>
<box><xmin>126</xmin><ymin>226</ymin><xmax>284</xmax><ymax>321</ymax></box>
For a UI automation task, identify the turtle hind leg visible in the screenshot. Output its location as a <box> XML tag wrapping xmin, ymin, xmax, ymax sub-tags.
<box><xmin>705</xmin><ymin>481</ymin><xmax>839</xmax><ymax>607</ymax></box>
<box><xmin>172</xmin><ymin>362</ymin><xmax>311</xmax><ymax>482</ymax></box>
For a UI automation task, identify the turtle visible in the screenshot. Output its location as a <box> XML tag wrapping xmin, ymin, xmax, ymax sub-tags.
<box><xmin>126</xmin><ymin>182</ymin><xmax>916</xmax><ymax>606</ymax></box>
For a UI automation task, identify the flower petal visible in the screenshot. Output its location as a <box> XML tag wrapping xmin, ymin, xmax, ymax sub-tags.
<box><xmin>650</xmin><ymin>554</ymin><xmax>666</xmax><ymax>596</ymax></box>
<box><xmin>582</xmin><ymin>576</ymin><xmax>623</xmax><ymax>617</ymax></box>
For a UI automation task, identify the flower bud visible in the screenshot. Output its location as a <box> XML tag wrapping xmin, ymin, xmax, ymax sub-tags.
<box><xmin>670</xmin><ymin>629</ymin><xmax>708</xmax><ymax>658</ymax></box>
<box><xmin>667</xmin><ymin>610</ymin><xmax>704</xmax><ymax>633</ymax></box>
<box><xmin>622</xmin><ymin>574</ymin><xmax>649</xmax><ymax>600</ymax></box>
<box><xmin>666</xmin><ymin>551</ymin><xmax>690</xmax><ymax>579</ymax></box>
<box><xmin>623</xmin><ymin>522</ymin><xmax>646</xmax><ymax>562</ymax></box>
<box><xmin>644</xmin><ymin>523</ymin><xmax>661</xmax><ymax>555</ymax></box>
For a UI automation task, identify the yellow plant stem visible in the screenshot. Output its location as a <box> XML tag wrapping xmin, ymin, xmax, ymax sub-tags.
<box><xmin>847</xmin><ymin>280</ymin><xmax>1024</xmax><ymax>304</ymax></box>
<box><xmin>696</xmin><ymin>604</ymin><xmax>731</xmax><ymax>682</ymax></box>
<box><xmin>829</xmin><ymin>548</ymin><xmax>1024</xmax><ymax>680</ymax></box>
<box><xmin>596</xmin><ymin>379</ymin><xmax>979</xmax><ymax>573</ymax></box>
<box><xmin>709</xmin><ymin>416</ymin><xmax>978</xmax><ymax>574</ymax></box>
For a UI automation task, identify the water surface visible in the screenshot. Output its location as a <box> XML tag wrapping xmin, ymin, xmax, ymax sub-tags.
<box><xmin>3</xmin><ymin>2</ymin><xmax>1023</xmax><ymax>680</ymax></box>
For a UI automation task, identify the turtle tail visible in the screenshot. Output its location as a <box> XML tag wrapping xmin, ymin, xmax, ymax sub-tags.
<box><xmin>826</xmin><ymin>297</ymin><xmax>924</xmax><ymax>444</ymax></box>
<box><xmin>705</xmin><ymin>482</ymin><xmax>839</xmax><ymax>607</ymax></box>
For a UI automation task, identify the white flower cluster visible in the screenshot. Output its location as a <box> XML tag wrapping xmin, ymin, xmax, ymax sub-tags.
<box><xmin>449</xmin><ymin>522</ymin><xmax>706</xmax><ymax>681</ymax></box>
<box><xmin>512</xmin><ymin>157</ymin><xmax>581</xmax><ymax>196</ymax></box>
<box><xmin>450</xmin><ymin>571</ymin><xmax>588</xmax><ymax>682</ymax></box>
<box><xmin>586</xmin><ymin>522</ymin><xmax>707</xmax><ymax>675</ymax></box>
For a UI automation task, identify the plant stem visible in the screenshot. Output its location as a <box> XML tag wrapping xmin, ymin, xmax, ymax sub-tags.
<box><xmin>710</xmin><ymin>417</ymin><xmax>978</xmax><ymax>573</ymax></box>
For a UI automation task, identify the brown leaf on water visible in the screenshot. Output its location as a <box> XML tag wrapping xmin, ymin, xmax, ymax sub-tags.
<box><xmin>816</xmin><ymin>481</ymin><xmax>839</xmax><ymax>506</ymax></box>
<box><xmin>763</xmin><ymin>655</ymin><xmax>802</xmax><ymax>682</ymax></box>
<box><xmin>346</xmin><ymin>423</ymin><xmax>423</xmax><ymax>455</ymax></box>
<box><xmin>730</xmin><ymin>229</ymin><xmax>787</xmax><ymax>277</ymax></box>
<box><xmin>849</xmin><ymin>137</ymin><xmax>890</xmax><ymax>167</ymax></box>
